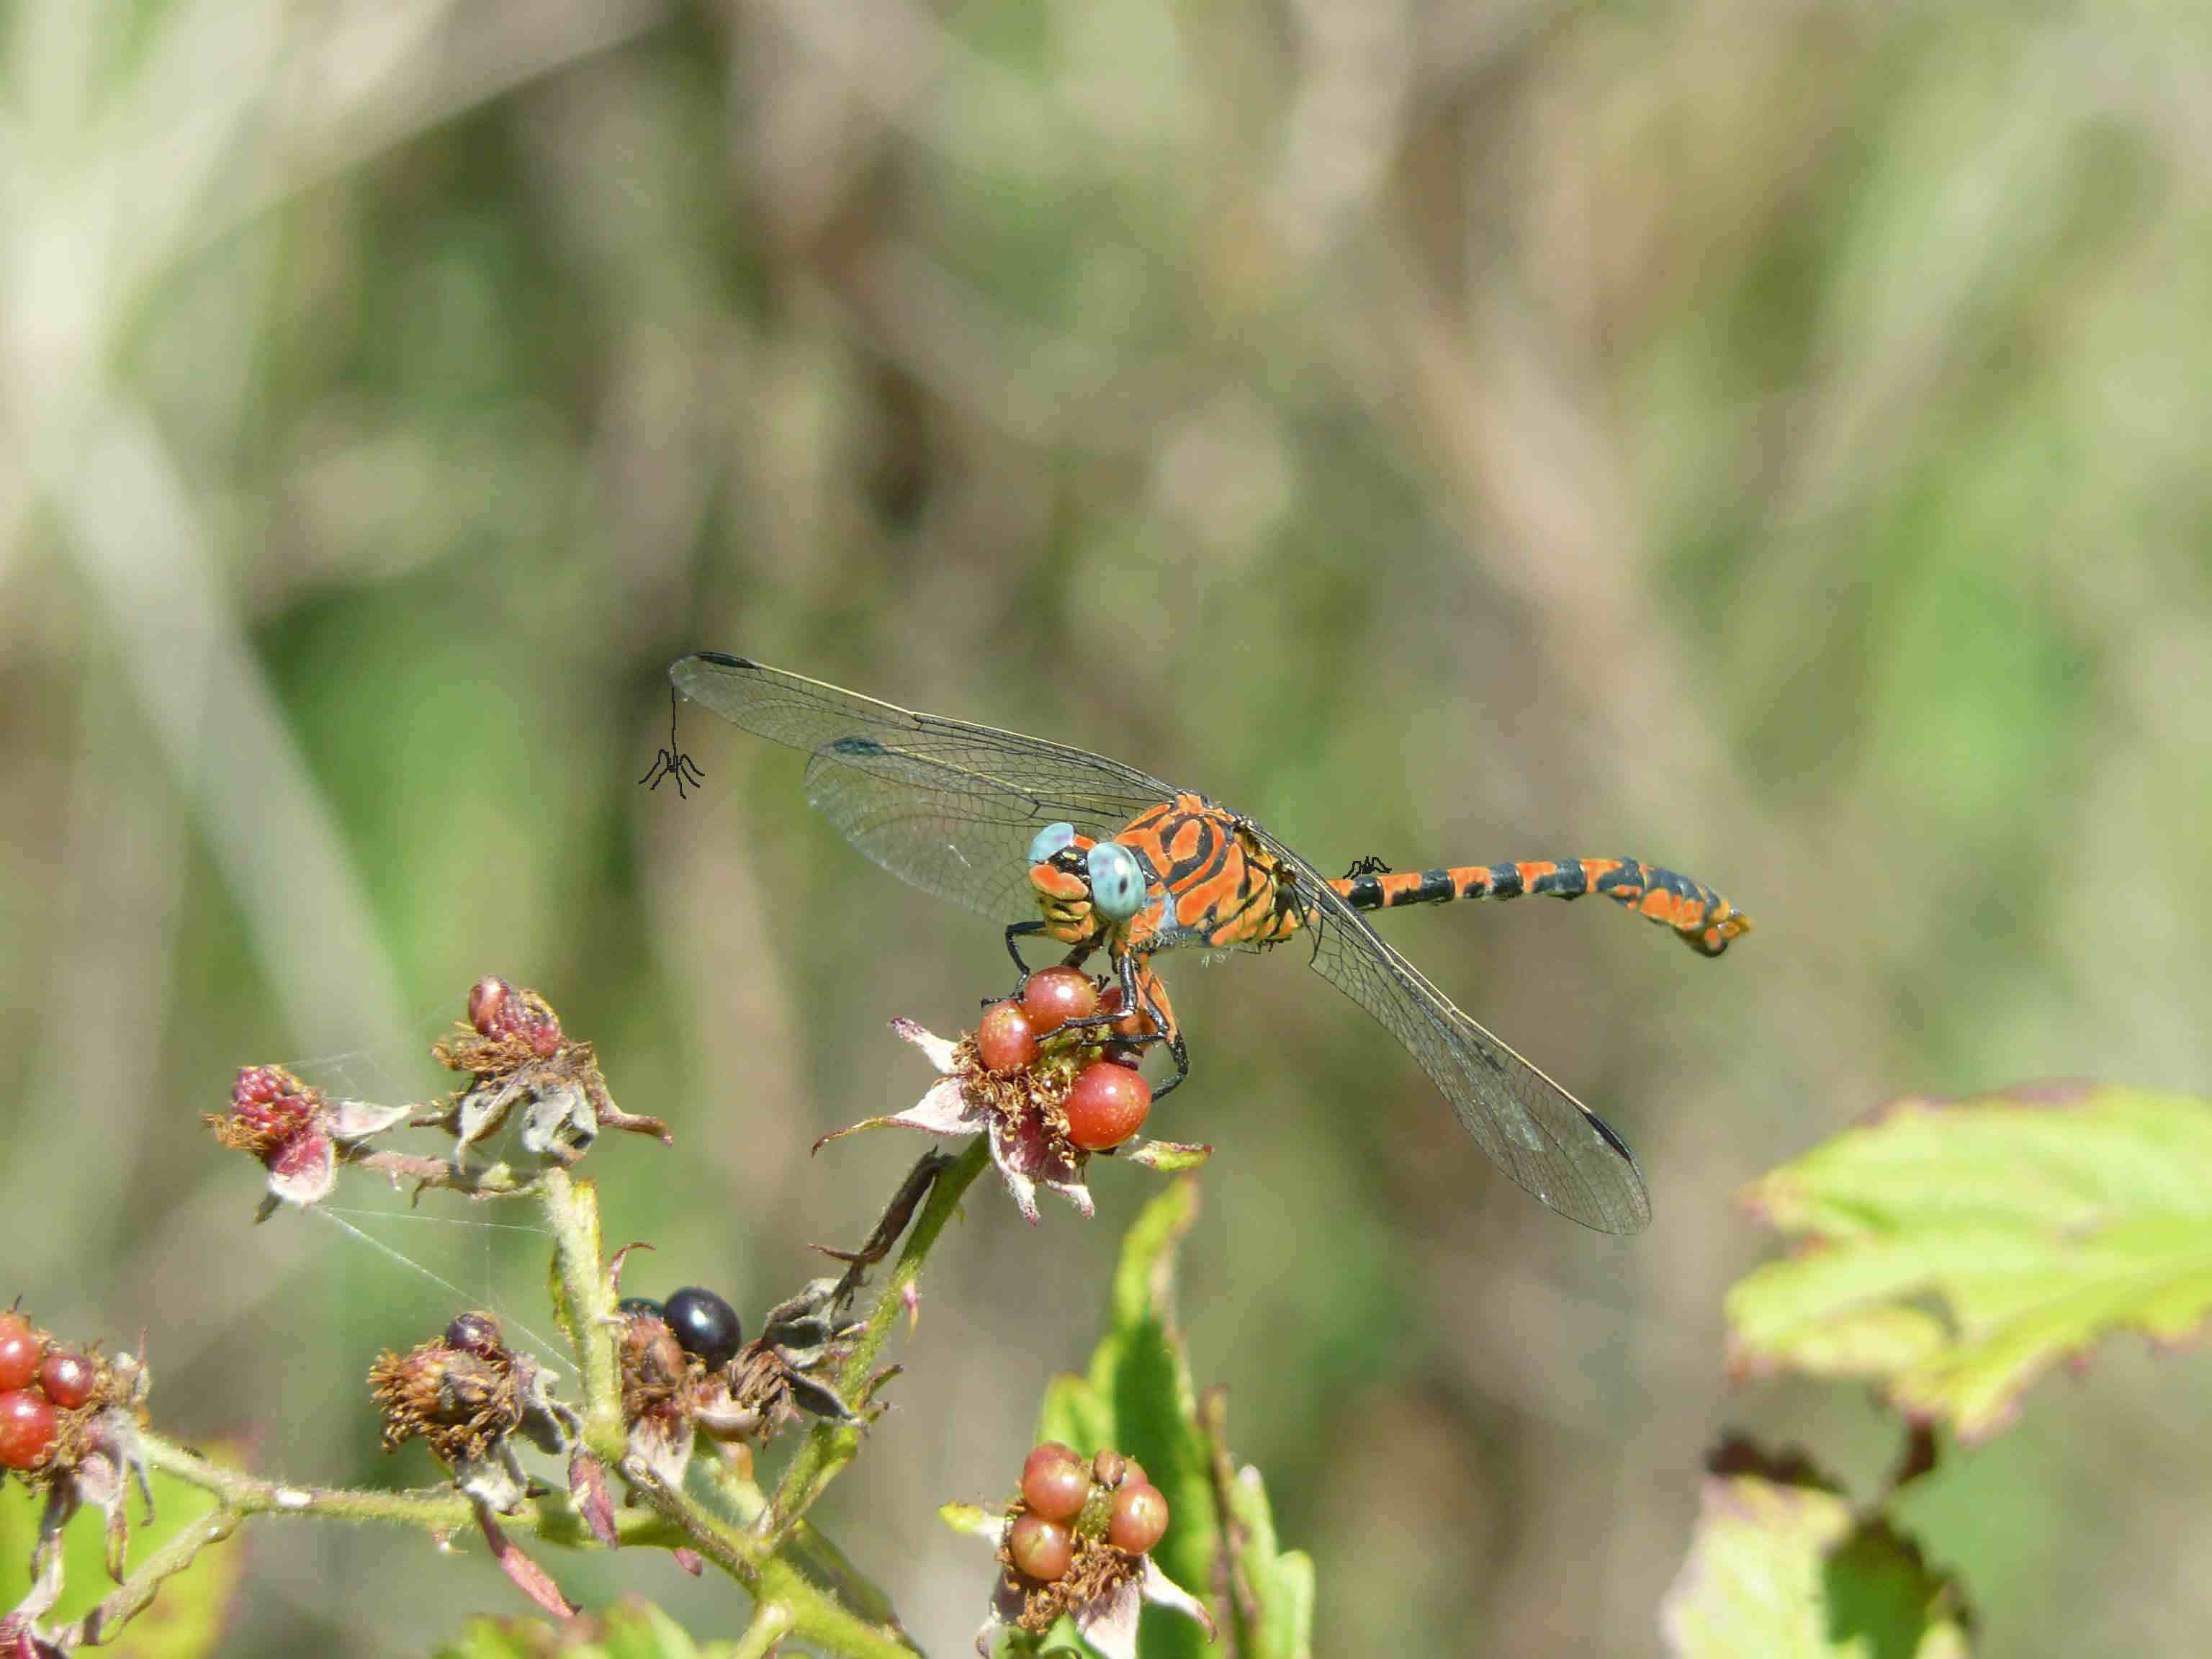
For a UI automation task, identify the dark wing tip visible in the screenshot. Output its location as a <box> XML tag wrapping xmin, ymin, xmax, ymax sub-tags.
<box><xmin>675</xmin><ymin>650</ymin><xmax>755</xmax><ymax>673</ymax></box>
<box><xmin>1581</xmin><ymin>1113</ymin><xmax>1652</xmax><ymax>1233</ymax></box>
<box><xmin>1586</xmin><ymin>1109</ymin><xmax>1639</xmax><ymax>1168</ymax></box>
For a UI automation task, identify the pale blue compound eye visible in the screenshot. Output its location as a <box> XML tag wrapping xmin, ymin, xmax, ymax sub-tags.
<box><xmin>1028</xmin><ymin>822</ymin><xmax>1078</xmax><ymax>864</ymax></box>
<box><xmin>1086</xmin><ymin>841</ymin><xmax>1146</xmax><ymax>922</ymax></box>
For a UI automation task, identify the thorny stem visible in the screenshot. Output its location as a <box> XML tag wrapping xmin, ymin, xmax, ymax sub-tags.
<box><xmin>756</xmin><ymin>1555</ymin><xmax>918</xmax><ymax>1659</ymax></box>
<box><xmin>621</xmin><ymin>1455</ymin><xmax>758</xmax><ymax>1580</ymax></box>
<box><xmin>690</xmin><ymin>1459</ymin><xmax>906</xmax><ymax>1629</ymax></box>
<box><xmin>341</xmin><ymin>1144</ymin><xmax>536</xmax><ymax>1197</ymax></box>
<box><xmin>621</xmin><ymin>1462</ymin><xmax>918</xmax><ymax>1657</ymax></box>
<box><xmin>769</xmin><ymin>1136</ymin><xmax>990</xmax><ymax>1533</ymax></box>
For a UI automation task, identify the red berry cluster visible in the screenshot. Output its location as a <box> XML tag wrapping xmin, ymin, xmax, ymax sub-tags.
<box><xmin>974</xmin><ymin>968</ymin><xmax>1156</xmax><ymax>1151</ymax></box>
<box><xmin>1004</xmin><ymin>1441</ymin><xmax>1171</xmax><ymax>1589</ymax></box>
<box><xmin>0</xmin><ymin>1309</ymin><xmax>99</xmax><ymax>1473</ymax></box>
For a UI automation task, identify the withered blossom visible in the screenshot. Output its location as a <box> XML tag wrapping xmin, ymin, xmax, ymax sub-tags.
<box><xmin>368</xmin><ymin>1313</ymin><xmax>576</xmax><ymax>1515</ymax></box>
<box><xmin>206</xmin><ymin>1065</ymin><xmax>413</xmax><ymax>1215</ymax></box>
<box><xmin>418</xmin><ymin>979</ymin><xmax>669</xmax><ymax>1166</ymax></box>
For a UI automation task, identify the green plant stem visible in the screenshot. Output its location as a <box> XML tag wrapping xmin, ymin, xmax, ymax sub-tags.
<box><xmin>621</xmin><ymin>1455</ymin><xmax>760</xmax><ymax>1578</ymax></box>
<box><xmin>770</xmin><ymin>1134</ymin><xmax>989</xmax><ymax>1533</ymax></box>
<box><xmin>759</xmin><ymin>1555</ymin><xmax>920</xmax><ymax>1659</ymax></box>
<box><xmin>731</xmin><ymin>1599</ymin><xmax>796</xmax><ymax>1659</ymax></box>
<box><xmin>539</xmin><ymin>1166</ymin><xmax>626</xmax><ymax>1458</ymax></box>
<box><xmin>140</xmin><ymin>1432</ymin><xmax>678</xmax><ymax>1547</ymax></box>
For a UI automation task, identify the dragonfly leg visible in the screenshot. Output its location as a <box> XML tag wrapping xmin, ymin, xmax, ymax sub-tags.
<box><xmin>1133</xmin><ymin>963</ymin><xmax>1187</xmax><ymax>1101</ymax></box>
<box><xmin>991</xmin><ymin>920</ymin><xmax>1052</xmax><ymax>1004</ymax></box>
<box><xmin>1003</xmin><ymin>920</ymin><xmax>1046</xmax><ymax>975</ymax></box>
<box><xmin>1056</xmin><ymin>952</ymin><xmax>1159</xmax><ymax>1043</ymax></box>
<box><xmin>1149</xmin><ymin>1029</ymin><xmax>1190</xmax><ymax>1102</ymax></box>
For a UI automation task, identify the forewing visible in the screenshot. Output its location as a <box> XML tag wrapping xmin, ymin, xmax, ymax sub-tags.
<box><xmin>1252</xmin><ymin>827</ymin><xmax>1653</xmax><ymax>1233</ymax></box>
<box><xmin>672</xmin><ymin>653</ymin><xmax>1177</xmax><ymax>919</ymax></box>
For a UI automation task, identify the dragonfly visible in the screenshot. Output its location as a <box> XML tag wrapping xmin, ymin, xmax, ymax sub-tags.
<box><xmin>670</xmin><ymin>652</ymin><xmax>1750</xmax><ymax>1233</ymax></box>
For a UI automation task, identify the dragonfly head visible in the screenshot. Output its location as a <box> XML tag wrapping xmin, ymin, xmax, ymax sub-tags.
<box><xmin>1026</xmin><ymin>822</ymin><xmax>1153</xmax><ymax>943</ymax></box>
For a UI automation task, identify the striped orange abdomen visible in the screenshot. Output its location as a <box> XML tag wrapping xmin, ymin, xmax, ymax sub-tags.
<box><xmin>1331</xmin><ymin>857</ymin><xmax>1750</xmax><ymax>956</ymax></box>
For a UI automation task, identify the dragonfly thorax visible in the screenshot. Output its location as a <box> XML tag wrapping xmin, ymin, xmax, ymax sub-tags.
<box><xmin>1028</xmin><ymin>796</ymin><xmax>1307</xmax><ymax>956</ymax></box>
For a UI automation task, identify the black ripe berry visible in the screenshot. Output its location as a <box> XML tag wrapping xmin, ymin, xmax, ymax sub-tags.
<box><xmin>662</xmin><ymin>1287</ymin><xmax>742</xmax><ymax>1371</ymax></box>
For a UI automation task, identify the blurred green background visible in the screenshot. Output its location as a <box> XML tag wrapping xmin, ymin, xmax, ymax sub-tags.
<box><xmin>4</xmin><ymin>1</ymin><xmax>2209</xmax><ymax>1653</ymax></box>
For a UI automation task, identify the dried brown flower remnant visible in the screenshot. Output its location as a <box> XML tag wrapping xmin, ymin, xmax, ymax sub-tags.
<box><xmin>616</xmin><ymin>1310</ymin><xmax>696</xmax><ymax>1488</ymax></box>
<box><xmin>421</xmin><ymin>978</ymin><xmax>669</xmax><ymax>1165</ymax></box>
<box><xmin>370</xmin><ymin>1339</ymin><xmax>524</xmax><ymax>1466</ymax></box>
<box><xmin>368</xmin><ymin>1313</ymin><xmax>575</xmax><ymax>1515</ymax></box>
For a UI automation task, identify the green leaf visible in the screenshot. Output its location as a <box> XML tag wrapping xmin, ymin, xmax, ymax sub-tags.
<box><xmin>437</xmin><ymin>1599</ymin><xmax>739</xmax><ymax>1658</ymax></box>
<box><xmin>1122</xmin><ymin>1141</ymin><xmax>1210</xmax><ymax>1173</ymax></box>
<box><xmin>1218</xmin><ymin>1460</ymin><xmax>1315</xmax><ymax>1659</ymax></box>
<box><xmin>1659</xmin><ymin>1445</ymin><xmax>1971</xmax><ymax>1658</ymax></box>
<box><xmin>1729</xmin><ymin>1085</ymin><xmax>2212</xmax><ymax>1438</ymax></box>
<box><xmin>939</xmin><ymin>1501</ymin><xmax>1002</xmax><ymax>1541</ymax></box>
<box><xmin>0</xmin><ymin>1445</ymin><xmax>244</xmax><ymax>1658</ymax></box>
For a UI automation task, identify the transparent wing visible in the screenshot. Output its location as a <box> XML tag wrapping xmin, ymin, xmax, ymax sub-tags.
<box><xmin>671</xmin><ymin>653</ymin><xmax>1179</xmax><ymax>919</ymax></box>
<box><xmin>1248</xmin><ymin>823</ymin><xmax>1653</xmax><ymax>1233</ymax></box>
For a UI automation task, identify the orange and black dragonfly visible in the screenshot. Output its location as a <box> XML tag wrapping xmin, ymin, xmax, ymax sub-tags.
<box><xmin>671</xmin><ymin>652</ymin><xmax>1749</xmax><ymax>1233</ymax></box>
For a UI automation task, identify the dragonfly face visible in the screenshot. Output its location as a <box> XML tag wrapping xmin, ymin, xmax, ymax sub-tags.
<box><xmin>1025</xmin><ymin>822</ymin><xmax>1160</xmax><ymax>948</ymax></box>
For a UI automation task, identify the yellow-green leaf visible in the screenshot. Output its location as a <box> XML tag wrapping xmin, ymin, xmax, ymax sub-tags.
<box><xmin>938</xmin><ymin>1501</ymin><xmax>1001</xmax><ymax>1541</ymax></box>
<box><xmin>1730</xmin><ymin>1085</ymin><xmax>2212</xmax><ymax>1438</ymax></box>
<box><xmin>0</xmin><ymin>1444</ymin><xmax>243</xmax><ymax>1658</ymax></box>
<box><xmin>1659</xmin><ymin>1447</ymin><xmax>1970</xmax><ymax>1658</ymax></box>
